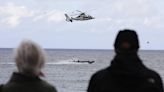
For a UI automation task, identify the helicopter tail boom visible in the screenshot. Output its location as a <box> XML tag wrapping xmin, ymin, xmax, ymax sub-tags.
<box><xmin>65</xmin><ymin>14</ymin><xmax>73</xmax><ymax>22</ymax></box>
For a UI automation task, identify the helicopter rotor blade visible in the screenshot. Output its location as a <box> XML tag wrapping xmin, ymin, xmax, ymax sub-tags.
<box><xmin>84</xmin><ymin>9</ymin><xmax>96</xmax><ymax>13</ymax></box>
<box><xmin>76</xmin><ymin>10</ymin><xmax>83</xmax><ymax>13</ymax></box>
<box><xmin>70</xmin><ymin>12</ymin><xmax>79</xmax><ymax>16</ymax></box>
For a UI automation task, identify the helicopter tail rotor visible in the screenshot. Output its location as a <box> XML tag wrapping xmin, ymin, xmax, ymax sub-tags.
<box><xmin>65</xmin><ymin>14</ymin><xmax>73</xmax><ymax>22</ymax></box>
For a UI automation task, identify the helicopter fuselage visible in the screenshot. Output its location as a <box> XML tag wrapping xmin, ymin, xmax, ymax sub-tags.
<box><xmin>72</xmin><ymin>16</ymin><xmax>94</xmax><ymax>21</ymax></box>
<box><xmin>65</xmin><ymin>12</ymin><xmax>94</xmax><ymax>22</ymax></box>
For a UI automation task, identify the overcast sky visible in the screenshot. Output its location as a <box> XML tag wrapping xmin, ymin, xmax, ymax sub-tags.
<box><xmin>0</xmin><ymin>0</ymin><xmax>164</xmax><ymax>50</ymax></box>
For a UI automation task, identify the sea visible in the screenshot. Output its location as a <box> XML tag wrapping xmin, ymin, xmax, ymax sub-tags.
<box><xmin>0</xmin><ymin>48</ymin><xmax>164</xmax><ymax>92</ymax></box>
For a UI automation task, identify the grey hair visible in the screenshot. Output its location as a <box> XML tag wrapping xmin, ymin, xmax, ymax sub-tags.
<box><xmin>14</xmin><ymin>40</ymin><xmax>45</xmax><ymax>76</ymax></box>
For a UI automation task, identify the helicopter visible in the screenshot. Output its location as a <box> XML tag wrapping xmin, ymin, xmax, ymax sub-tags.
<box><xmin>65</xmin><ymin>10</ymin><xmax>94</xmax><ymax>22</ymax></box>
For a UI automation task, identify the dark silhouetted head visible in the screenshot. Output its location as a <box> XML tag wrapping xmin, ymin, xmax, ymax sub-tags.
<box><xmin>114</xmin><ymin>29</ymin><xmax>139</xmax><ymax>53</ymax></box>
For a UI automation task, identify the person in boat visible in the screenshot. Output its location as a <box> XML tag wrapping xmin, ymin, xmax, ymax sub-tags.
<box><xmin>73</xmin><ymin>59</ymin><xmax>94</xmax><ymax>64</ymax></box>
<box><xmin>87</xmin><ymin>29</ymin><xmax>164</xmax><ymax>92</ymax></box>
<box><xmin>1</xmin><ymin>40</ymin><xmax>57</xmax><ymax>92</ymax></box>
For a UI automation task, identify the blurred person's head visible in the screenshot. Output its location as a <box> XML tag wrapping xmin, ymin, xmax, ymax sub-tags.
<box><xmin>114</xmin><ymin>29</ymin><xmax>139</xmax><ymax>53</ymax></box>
<box><xmin>14</xmin><ymin>40</ymin><xmax>45</xmax><ymax>77</ymax></box>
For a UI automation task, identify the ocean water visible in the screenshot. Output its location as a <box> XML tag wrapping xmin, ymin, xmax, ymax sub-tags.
<box><xmin>0</xmin><ymin>48</ymin><xmax>164</xmax><ymax>92</ymax></box>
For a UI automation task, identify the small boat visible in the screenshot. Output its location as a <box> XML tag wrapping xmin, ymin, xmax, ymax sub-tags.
<box><xmin>72</xmin><ymin>60</ymin><xmax>95</xmax><ymax>64</ymax></box>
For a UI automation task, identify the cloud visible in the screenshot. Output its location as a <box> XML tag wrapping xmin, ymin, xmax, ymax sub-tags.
<box><xmin>93</xmin><ymin>0</ymin><xmax>164</xmax><ymax>30</ymax></box>
<box><xmin>1</xmin><ymin>16</ymin><xmax>20</xmax><ymax>27</ymax></box>
<box><xmin>47</xmin><ymin>11</ymin><xmax>65</xmax><ymax>22</ymax></box>
<box><xmin>0</xmin><ymin>2</ymin><xmax>34</xmax><ymax>27</ymax></box>
<box><xmin>108</xmin><ymin>0</ymin><xmax>157</xmax><ymax>18</ymax></box>
<box><xmin>0</xmin><ymin>2</ymin><xmax>65</xmax><ymax>27</ymax></box>
<box><xmin>0</xmin><ymin>0</ymin><xmax>163</xmax><ymax>30</ymax></box>
<box><xmin>33</xmin><ymin>10</ymin><xmax>65</xmax><ymax>23</ymax></box>
<box><xmin>143</xmin><ymin>17</ymin><xmax>164</xmax><ymax>29</ymax></box>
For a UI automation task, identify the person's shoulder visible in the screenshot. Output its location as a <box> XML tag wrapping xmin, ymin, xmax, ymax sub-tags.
<box><xmin>142</xmin><ymin>68</ymin><xmax>163</xmax><ymax>91</ymax></box>
<box><xmin>91</xmin><ymin>67</ymin><xmax>110</xmax><ymax>80</ymax></box>
<box><xmin>0</xmin><ymin>84</ymin><xmax>4</xmax><ymax>92</ymax></box>
<box><xmin>144</xmin><ymin>68</ymin><xmax>162</xmax><ymax>81</ymax></box>
<box><xmin>40</xmin><ymin>80</ymin><xmax>55</xmax><ymax>88</ymax></box>
<box><xmin>39</xmin><ymin>80</ymin><xmax>57</xmax><ymax>92</ymax></box>
<box><xmin>146</xmin><ymin>68</ymin><xmax>161</xmax><ymax>77</ymax></box>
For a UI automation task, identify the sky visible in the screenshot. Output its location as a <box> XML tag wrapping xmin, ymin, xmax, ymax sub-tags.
<box><xmin>0</xmin><ymin>0</ymin><xmax>164</xmax><ymax>50</ymax></box>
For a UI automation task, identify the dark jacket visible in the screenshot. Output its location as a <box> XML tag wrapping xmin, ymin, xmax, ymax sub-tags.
<box><xmin>88</xmin><ymin>53</ymin><xmax>164</xmax><ymax>92</ymax></box>
<box><xmin>0</xmin><ymin>84</ymin><xmax>3</xmax><ymax>92</ymax></box>
<box><xmin>1</xmin><ymin>72</ymin><xmax>57</xmax><ymax>92</ymax></box>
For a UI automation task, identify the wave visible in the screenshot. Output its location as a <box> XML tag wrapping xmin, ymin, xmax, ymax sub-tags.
<box><xmin>0</xmin><ymin>59</ymin><xmax>88</xmax><ymax>65</ymax></box>
<box><xmin>47</xmin><ymin>59</ymin><xmax>86</xmax><ymax>65</ymax></box>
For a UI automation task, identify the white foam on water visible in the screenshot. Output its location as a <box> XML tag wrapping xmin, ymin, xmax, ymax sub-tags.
<box><xmin>46</xmin><ymin>59</ymin><xmax>86</xmax><ymax>65</ymax></box>
<box><xmin>0</xmin><ymin>59</ymin><xmax>85</xmax><ymax>65</ymax></box>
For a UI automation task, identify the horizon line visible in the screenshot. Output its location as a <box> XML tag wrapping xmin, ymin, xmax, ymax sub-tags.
<box><xmin>0</xmin><ymin>47</ymin><xmax>164</xmax><ymax>51</ymax></box>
